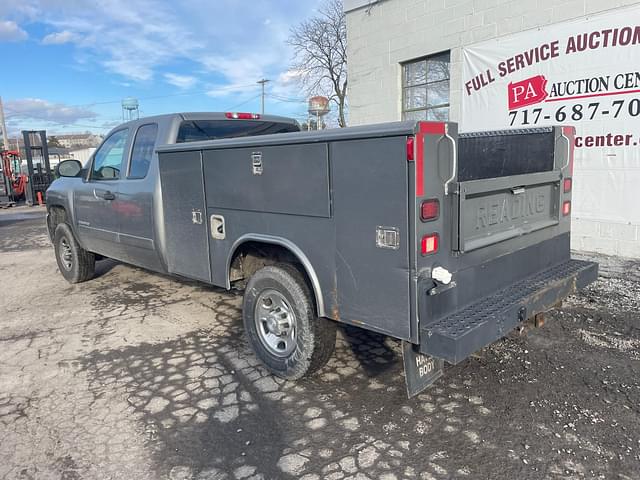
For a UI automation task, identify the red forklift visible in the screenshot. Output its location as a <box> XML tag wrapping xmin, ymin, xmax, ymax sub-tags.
<box><xmin>0</xmin><ymin>131</ymin><xmax>54</xmax><ymax>207</ymax></box>
<box><xmin>0</xmin><ymin>149</ymin><xmax>27</xmax><ymax>207</ymax></box>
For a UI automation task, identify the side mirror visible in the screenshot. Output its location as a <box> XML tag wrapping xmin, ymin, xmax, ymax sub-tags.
<box><xmin>56</xmin><ymin>159</ymin><xmax>83</xmax><ymax>178</ymax></box>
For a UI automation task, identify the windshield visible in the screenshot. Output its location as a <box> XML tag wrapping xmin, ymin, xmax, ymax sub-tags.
<box><xmin>176</xmin><ymin>120</ymin><xmax>299</xmax><ymax>143</ymax></box>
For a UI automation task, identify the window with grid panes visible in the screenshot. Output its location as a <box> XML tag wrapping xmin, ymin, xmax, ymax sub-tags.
<box><xmin>402</xmin><ymin>51</ymin><xmax>450</xmax><ymax>121</ymax></box>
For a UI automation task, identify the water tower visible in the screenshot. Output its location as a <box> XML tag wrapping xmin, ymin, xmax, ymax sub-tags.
<box><xmin>121</xmin><ymin>97</ymin><xmax>139</xmax><ymax>121</ymax></box>
<box><xmin>307</xmin><ymin>96</ymin><xmax>330</xmax><ymax>130</ymax></box>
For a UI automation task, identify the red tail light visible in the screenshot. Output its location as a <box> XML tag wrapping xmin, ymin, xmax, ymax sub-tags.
<box><xmin>421</xmin><ymin>233</ymin><xmax>439</xmax><ymax>255</ymax></box>
<box><xmin>407</xmin><ymin>137</ymin><xmax>416</xmax><ymax>162</ymax></box>
<box><xmin>563</xmin><ymin>178</ymin><xmax>572</xmax><ymax>193</ymax></box>
<box><xmin>406</xmin><ymin>136</ymin><xmax>415</xmax><ymax>162</ymax></box>
<box><xmin>225</xmin><ymin>112</ymin><xmax>261</xmax><ymax>120</ymax></box>
<box><xmin>421</xmin><ymin>199</ymin><xmax>439</xmax><ymax>222</ymax></box>
<box><xmin>562</xmin><ymin>201</ymin><xmax>571</xmax><ymax>216</ymax></box>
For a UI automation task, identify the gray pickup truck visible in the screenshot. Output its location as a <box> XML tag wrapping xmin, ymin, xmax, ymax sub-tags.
<box><xmin>47</xmin><ymin>114</ymin><xmax>597</xmax><ymax>396</ymax></box>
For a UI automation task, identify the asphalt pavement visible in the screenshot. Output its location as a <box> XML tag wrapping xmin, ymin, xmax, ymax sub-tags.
<box><xmin>0</xmin><ymin>208</ymin><xmax>639</xmax><ymax>479</ymax></box>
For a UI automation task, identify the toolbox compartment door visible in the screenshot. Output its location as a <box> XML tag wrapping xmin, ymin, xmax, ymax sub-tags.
<box><xmin>203</xmin><ymin>143</ymin><xmax>330</xmax><ymax>218</ymax></box>
<box><xmin>158</xmin><ymin>150</ymin><xmax>212</xmax><ymax>282</ymax></box>
<box><xmin>330</xmin><ymin>136</ymin><xmax>411</xmax><ymax>339</ymax></box>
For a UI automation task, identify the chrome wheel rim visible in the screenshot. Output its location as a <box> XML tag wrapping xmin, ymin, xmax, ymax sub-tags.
<box><xmin>60</xmin><ymin>237</ymin><xmax>73</xmax><ymax>271</ymax></box>
<box><xmin>254</xmin><ymin>289</ymin><xmax>297</xmax><ymax>357</ymax></box>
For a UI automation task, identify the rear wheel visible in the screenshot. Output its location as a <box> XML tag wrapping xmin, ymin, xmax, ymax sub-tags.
<box><xmin>53</xmin><ymin>223</ymin><xmax>95</xmax><ymax>283</ymax></box>
<box><xmin>243</xmin><ymin>264</ymin><xmax>336</xmax><ymax>380</ymax></box>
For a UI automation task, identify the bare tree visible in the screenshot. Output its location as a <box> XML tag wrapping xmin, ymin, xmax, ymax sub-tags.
<box><xmin>288</xmin><ymin>0</ymin><xmax>347</xmax><ymax>127</ymax></box>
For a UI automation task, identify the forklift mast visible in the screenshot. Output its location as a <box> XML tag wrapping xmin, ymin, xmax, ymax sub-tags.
<box><xmin>22</xmin><ymin>130</ymin><xmax>53</xmax><ymax>205</ymax></box>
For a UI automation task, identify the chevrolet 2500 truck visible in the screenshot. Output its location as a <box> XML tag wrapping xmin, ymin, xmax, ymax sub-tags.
<box><xmin>47</xmin><ymin>114</ymin><xmax>597</xmax><ymax>397</ymax></box>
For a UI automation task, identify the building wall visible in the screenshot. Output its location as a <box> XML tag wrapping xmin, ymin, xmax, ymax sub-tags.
<box><xmin>56</xmin><ymin>134</ymin><xmax>103</xmax><ymax>149</ymax></box>
<box><xmin>345</xmin><ymin>0</ymin><xmax>640</xmax><ymax>258</ymax></box>
<box><xmin>69</xmin><ymin>147</ymin><xmax>96</xmax><ymax>165</ymax></box>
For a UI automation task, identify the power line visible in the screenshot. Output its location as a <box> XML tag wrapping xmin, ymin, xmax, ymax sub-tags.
<box><xmin>3</xmin><ymin>85</ymin><xmax>302</xmax><ymax>131</ymax></box>
<box><xmin>267</xmin><ymin>93</ymin><xmax>307</xmax><ymax>103</ymax></box>
<box><xmin>4</xmin><ymin>88</ymin><xmax>264</xmax><ymax>130</ymax></box>
<box><xmin>224</xmin><ymin>94</ymin><xmax>262</xmax><ymax>112</ymax></box>
<box><xmin>3</xmin><ymin>108</ymin><xmax>118</xmax><ymax>130</ymax></box>
<box><xmin>3</xmin><ymin>83</ymin><xmax>262</xmax><ymax>117</ymax></box>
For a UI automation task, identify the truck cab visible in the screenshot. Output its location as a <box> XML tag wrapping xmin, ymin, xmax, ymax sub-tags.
<box><xmin>46</xmin><ymin>112</ymin><xmax>299</xmax><ymax>274</ymax></box>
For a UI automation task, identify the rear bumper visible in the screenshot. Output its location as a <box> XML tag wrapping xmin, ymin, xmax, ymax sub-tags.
<box><xmin>419</xmin><ymin>259</ymin><xmax>598</xmax><ymax>364</ymax></box>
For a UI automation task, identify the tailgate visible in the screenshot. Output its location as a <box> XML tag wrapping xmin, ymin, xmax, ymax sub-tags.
<box><xmin>454</xmin><ymin>127</ymin><xmax>572</xmax><ymax>254</ymax></box>
<box><xmin>457</xmin><ymin>171</ymin><xmax>561</xmax><ymax>252</ymax></box>
<box><xmin>411</xmin><ymin>123</ymin><xmax>594</xmax><ymax>367</ymax></box>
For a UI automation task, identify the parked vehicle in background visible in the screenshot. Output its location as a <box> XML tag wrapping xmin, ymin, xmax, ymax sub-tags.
<box><xmin>46</xmin><ymin>114</ymin><xmax>597</xmax><ymax>397</ymax></box>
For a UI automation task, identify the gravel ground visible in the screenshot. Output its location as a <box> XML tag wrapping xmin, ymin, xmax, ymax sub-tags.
<box><xmin>0</xmin><ymin>208</ymin><xmax>639</xmax><ymax>480</ymax></box>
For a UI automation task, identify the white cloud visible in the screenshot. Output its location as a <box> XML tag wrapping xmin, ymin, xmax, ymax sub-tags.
<box><xmin>20</xmin><ymin>0</ymin><xmax>200</xmax><ymax>82</ymax></box>
<box><xmin>4</xmin><ymin>0</ymin><xmax>322</xmax><ymax>120</ymax></box>
<box><xmin>0</xmin><ymin>20</ymin><xmax>27</xmax><ymax>42</ymax></box>
<box><xmin>42</xmin><ymin>30</ymin><xmax>76</xmax><ymax>45</ymax></box>
<box><xmin>278</xmin><ymin>69</ymin><xmax>303</xmax><ymax>85</ymax></box>
<box><xmin>4</xmin><ymin>98</ymin><xmax>96</xmax><ymax>125</ymax></box>
<box><xmin>164</xmin><ymin>73</ymin><xmax>197</xmax><ymax>89</ymax></box>
<box><xmin>201</xmin><ymin>52</ymin><xmax>282</xmax><ymax>99</ymax></box>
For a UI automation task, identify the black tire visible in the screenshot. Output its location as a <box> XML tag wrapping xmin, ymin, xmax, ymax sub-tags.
<box><xmin>53</xmin><ymin>223</ymin><xmax>95</xmax><ymax>284</ymax></box>
<box><xmin>243</xmin><ymin>264</ymin><xmax>336</xmax><ymax>380</ymax></box>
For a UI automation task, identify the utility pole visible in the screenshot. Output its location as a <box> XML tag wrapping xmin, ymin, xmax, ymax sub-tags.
<box><xmin>0</xmin><ymin>96</ymin><xmax>9</xmax><ymax>151</ymax></box>
<box><xmin>257</xmin><ymin>79</ymin><xmax>270</xmax><ymax>114</ymax></box>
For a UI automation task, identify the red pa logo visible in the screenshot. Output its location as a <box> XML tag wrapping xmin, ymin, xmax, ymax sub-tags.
<box><xmin>508</xmin><ymin>75</ymin><xmax>548</xmax><ymax>110</ymax></box>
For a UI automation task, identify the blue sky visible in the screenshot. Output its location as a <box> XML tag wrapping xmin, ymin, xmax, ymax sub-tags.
<box><xmin>0</xmin><ymin>0</ymin><xmax>322</xmax><ymax>137</ymax></box>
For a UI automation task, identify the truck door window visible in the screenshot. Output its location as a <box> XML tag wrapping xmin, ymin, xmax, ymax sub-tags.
<box><xmin>91</xmin><ymin>129</ymin><xmax>129</xmax><ymax>180</ymax></box>
<box><xmin>128</xmin><ymin>123</ymin><xmax>158</xmax><ymax>179</ymax></box>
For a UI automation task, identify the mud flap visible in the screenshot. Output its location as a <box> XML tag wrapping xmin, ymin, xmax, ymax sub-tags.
<box><xmin>402</xmin><ymin>341</ymin><xmax>444</xmax><ymax>398</ymax></box>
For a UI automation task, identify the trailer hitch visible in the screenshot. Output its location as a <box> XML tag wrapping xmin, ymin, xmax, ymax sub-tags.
<box><xmin>427</xmin><ymin>280</ymin><xmax>457</xmax><ymax>296</ymax></box>
<box><xmin>427</xmin><ymin>266</ymin><xmax>456</xmax><ymax>296</ymax></box>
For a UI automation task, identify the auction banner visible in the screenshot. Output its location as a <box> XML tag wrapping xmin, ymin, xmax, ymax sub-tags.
<box><xmin>461</xmin><ymin>6</ymin><xmax>640</xmax><ymax>225</ymax></box>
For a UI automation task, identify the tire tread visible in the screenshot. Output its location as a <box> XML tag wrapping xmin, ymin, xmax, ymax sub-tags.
<box><xmin>53</xmin><ymin>223</ymin><xmax>95</xmax><ymax>284</ymax></box>
<box><xmin>243</xmin><ymin>263</ymin><xmax>336</xmax><ymax>380</ymax></box>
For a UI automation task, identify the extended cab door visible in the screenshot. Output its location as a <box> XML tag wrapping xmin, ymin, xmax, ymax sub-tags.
<box><xmin>74</xmin><ymin>128</ymin><xmax>130</xmax><ymax>257</ymax></box>
<box><xmin>115</xmin><ymin>123</ymin><xmax>161</xmax><ymax>270</ymax></box>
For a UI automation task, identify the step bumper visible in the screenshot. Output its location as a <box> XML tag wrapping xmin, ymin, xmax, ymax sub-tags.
<box><xmin>419</xmin><ymin>259</ymin><xmax>598</xmax><ymax>364</ymax></box>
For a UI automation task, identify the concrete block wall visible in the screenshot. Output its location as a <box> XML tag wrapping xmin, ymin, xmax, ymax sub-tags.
<box><xmin>572</xmin><ymin>218</ymin><xmax>640</xmax><ymax>258</ymax></box>
<box><xmin>346</xmin><ymin>0</ymin><xmax>640</xmax><ymax>124</ymax></box>
<box><xmin>345</xmin><ymin>0</ymin><xmax>640</xmax><ymax>258</ymax></box>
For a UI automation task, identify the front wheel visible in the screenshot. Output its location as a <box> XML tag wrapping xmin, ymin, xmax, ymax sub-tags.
<box><xmin>243</xmin><ymin>264</ymin><xmax>336</xmax><ymax>380</ymax></box>
<box><xmin>53</xmin><ymin>223</ymin><xmax>95</xmax><ymax>284</ymax></box>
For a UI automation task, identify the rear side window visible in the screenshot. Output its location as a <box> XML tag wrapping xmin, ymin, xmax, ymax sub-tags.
<box><xmin>129</xmin><ymin>123</ymin><xmax>158</xmax><ymax>179</ymax></box>
<box><xmin>176</xmin><ymin>120</ymin><xmax>299</xmax><ymax>143</ymax></box>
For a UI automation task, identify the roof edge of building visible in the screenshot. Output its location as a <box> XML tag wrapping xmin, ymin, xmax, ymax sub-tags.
<box><xmin>344</xmin><ymin>0</ymin><xmax>380</xmax><ymax>14</ymax></box>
